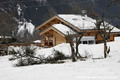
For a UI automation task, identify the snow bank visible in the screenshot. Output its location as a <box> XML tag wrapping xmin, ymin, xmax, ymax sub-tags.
<box><xmin>1</xmin><ymin>37</ymin><xmax>120</xmax><ymax>80</ymax></box>
<box><xmin>33</xmin><ymin>40</ymin><xmax>41</xmax><ymax>43</ymax></box>
<box><xmin>35</xmin><ymin>37</ymin><xmax>120</xmax><ymax>58</ymax></box>
<box><xmin>78</xmin><ymin>44</ymin><xmax>104</xmax><ymax>58</ymax></box>
<box><xmin>35</xmin><ymin>43</ymin><xmax>71</xmax><ymax>58</ymax></box>
<box><xmin>115</xmin><ymin>37</ymin><xmax>120</xmax><ymax>42</ymax></box>
<box><xmin>35</xmin><ymin>43</ymin><xmax>104</xmax><ymax>58</ymax></box>
<box><xmin>8</xmin><ymin>42</ymin><xmax>116</xmax><ymax>59</ymax></box>
<box><xmin>9</xmin><ymin>37</ymin><xmax>120</xmax><ymax>59</ymax></box>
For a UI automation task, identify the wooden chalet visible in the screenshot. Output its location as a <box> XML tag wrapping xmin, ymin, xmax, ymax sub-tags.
<box><xmin>36</xmin><ymin>14</ymin><xmax>120</xmax><ymax>47</ymax></box>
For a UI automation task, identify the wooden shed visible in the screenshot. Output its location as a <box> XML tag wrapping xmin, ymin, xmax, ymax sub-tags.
<box><xmin>36</xmin><ymin>14</ymin><xmax>120</xmax><ymax>47</ymax></box>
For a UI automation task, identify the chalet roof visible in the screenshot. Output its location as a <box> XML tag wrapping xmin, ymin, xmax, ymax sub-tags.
<box><xmin>111</xmin><ymin>27</ymin><xmax>120</xmax><ymax>32</ymax></box>
<box><xmin>36</xmin><ymin>14</ymin><xmax>120</xmax><ymax>34</ymax></box>
<box><xmin>58</xmin><ymin>14</ymin><xmax>96</xmax><ymax>30</ymax></box>
<box><xmin>52</xmin><ymin>24</ymin><xmax>76</xmax><ymax>35</ymax></box>
<box><xmin>58</xmin><ymin>14</ymin><xmax>120</xmax><ymax>32</ymax></box>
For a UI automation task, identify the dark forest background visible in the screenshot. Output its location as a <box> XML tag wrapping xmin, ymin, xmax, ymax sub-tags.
<box><xmin>0</xmin><ymin>0</ymin><xmax>120</xmax><ymax>42</ymax></box>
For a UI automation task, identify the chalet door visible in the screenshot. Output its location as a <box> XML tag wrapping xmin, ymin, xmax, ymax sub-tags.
<box><xmin>48</xmin><ymin>35</ymin><xmax>54</xmax><ymax>47</ymax></box>
<box><xmin>49</xmin><ymin>40</ymin><xmax>53</xmax><ymax>46</ymax></box>
<box><xmin>45</xmin><ymin>33</ymin><xmax>54</xmax><ymax>47</ymax></box>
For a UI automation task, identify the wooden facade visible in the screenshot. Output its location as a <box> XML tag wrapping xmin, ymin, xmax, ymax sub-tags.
<box><xmin>41</xmin><ymin>29</ymin><xmax>66</xmax><ymax>47</ymax></box>
<box><xmin>36</xmin><ymin>15</ymin><xmax>120</xmax><ymax>47</ymax></box>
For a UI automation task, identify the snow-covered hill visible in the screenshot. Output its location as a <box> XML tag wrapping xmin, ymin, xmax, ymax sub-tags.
<box><xmin>1</xmin><ymin>37</ymin><xmax>120</xmax><ymax>80</ymax></box>
<box><xmin>35</xmin><ymin>37</ymin><xmax>120</xmax><ymax>59</ymax></box>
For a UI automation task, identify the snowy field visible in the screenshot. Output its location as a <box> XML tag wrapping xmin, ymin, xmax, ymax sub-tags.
<box><xmin>0</xmin><ymin>37</ymin><xmax>120</xmax><ymax>80</ymax></box>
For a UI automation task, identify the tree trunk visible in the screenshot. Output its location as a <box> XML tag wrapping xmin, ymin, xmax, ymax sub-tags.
<box><xmin>70</xmin><ymin>43</ymin><xmax>76</xmax><ymax>62</ymax></box>
<box><xmin>75</xmin><ymin>44</ymin><xmax>82</xmax><ymax>59</ymax></box>
<box><xmin>104</xmin><ymin>40</ymin><xmax>107</xmax><ymax>58</ymax></box>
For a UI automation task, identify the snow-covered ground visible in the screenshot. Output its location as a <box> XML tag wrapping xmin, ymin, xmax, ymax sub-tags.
<box><xmin>0</xmin><ymin>37</ymin><xmax>120</xmax><ymax>80</ymax></box>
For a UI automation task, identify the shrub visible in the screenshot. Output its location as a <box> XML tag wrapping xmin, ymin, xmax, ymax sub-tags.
<box><xmin>10</xmin><ymin>47</ymin><xmax>69</xmax><ymax>67</ymax></box>
<box><xmin>0</xmin><ymin>48</ymin><xmax>8</xmax><ymax>56</ymax></box>
<box><xmin>9</xmin><ymin>49</ymin><xmax>21</xmax><ymax>61</ymax></box>
<box><xmin>9</xmin><ymin>46</ymin><xmax>40</xmax><ymax>66</ymax></box>
<box><xmin>46</xmin><ymin>49</ymin><xmax>69</xmax><ymax>63</ymax></box>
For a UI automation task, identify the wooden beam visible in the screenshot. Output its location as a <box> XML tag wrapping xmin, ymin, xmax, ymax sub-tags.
<box><xmin>40</xmin><ymin>26</ymin><xmax>65</xmax><ymax>37</ymax></box>
<box><xmin>35</xmin><ymin>16</ymin><xmax>58</xmax><ymax>30</ymax></box>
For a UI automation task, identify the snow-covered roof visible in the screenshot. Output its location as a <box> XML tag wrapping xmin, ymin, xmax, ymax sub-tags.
<box><xmin>58</xmin><ymin>14</ymin><xmax>96</xmax><ymax>30</ymax></box>
<box><xmin>52</xmin><ymin>24</ymin><xmax>76</xmax><ymax>35</ymax></box>
<box><xmin>111</xmin><ymin>27</ymin><xmax>120</xmax><ymax>32</ymax></box>
<box><xmin>58</xmin><ymin>14</ymin><xmax>120</xmax><ymax>32</ymax></box>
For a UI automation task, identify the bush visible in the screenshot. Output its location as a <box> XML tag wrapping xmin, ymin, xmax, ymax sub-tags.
<box><xmin>10</xmin><ymin>47</ymin><xmax>69</xmax><ymax>67</ymax></box>
<box><xmin>9</xmin><ymin>49</ymin><xmax>21</xmax><ymax>61</ymax></box>
<box><xmin>0</xmin><ymin>50</ymin><xmax>8</xmax><ymax>56</ymax></box>
<box><xmin>9</xmin><ymin>46</ymin><xmax>41</xmax><ymax>66</ymax></box>
<box><xmin>46</xmin><ymin>49</ymin><xmax>69</xmax><ymax>63</ymax></box>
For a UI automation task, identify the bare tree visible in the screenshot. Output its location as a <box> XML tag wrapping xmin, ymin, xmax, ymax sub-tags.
<box><xmin>0</xmin><ymin>10</ymin><xmax>17</xmax><ymax>43</ymax></box>
<box><xmin>67</xmin><ymin>32</ymin><xmax>84</xmax><ymax>62</ymax></box>
<box><xmin>95</xmin><ymin>14</ymin><xmax>113</xmax><ymax>58</ymax></box>
<box><xmin>93</xmin><ymin>0</ymin><xmax>120</xmax><ymax>58</ymax></box>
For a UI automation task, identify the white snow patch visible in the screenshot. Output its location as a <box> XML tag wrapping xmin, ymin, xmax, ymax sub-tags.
<box><xmin>0</xmin><ymin>36</ymin><xmax>12</xmax><ymax>38</ymax></box>
<box><xmin>52</xmin><ymin>24</ymin><xmax>76</xmax><ymax>35</ymax></box>
<box><xmin>18</xmin><ymin>22</ymin><xmax>35</xmax><ymax>35</ymax></box>
<box><xmin>111</xmin><ymin>27</ymin><xmax>120</xmax><ymax>32</ymax></box>
<box><xmin>9</xmin><ymin>37</ymin><xmax>120</xmax><ymax>59</ymax></box>
<box><xmin>35</xmin><ymin>37</ymin><xmax>120</xmax><ymax>59</ymax></box>
<box><xmin>115</xmin><ymin>37</ymin><xmax>120</xmax><ymax>42</ymax></box>
<box><xmin>33</xmin><ymin>40</ymin><xmax>41</xmax><ymax>43</ymax></box>
<box><xmin>17</xmin><ymin>4</ymin><xmax>22</xmax><ymax>16</ymax></box>
<box><xmin>35</xmin><ymin>43</ymin><xmax>104</xmax><ymax>58</ymax></box>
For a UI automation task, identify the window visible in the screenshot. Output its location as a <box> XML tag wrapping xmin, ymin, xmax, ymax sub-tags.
<box><xmin>88</xmin><ymin>40</ymin><xmax>94</xmax><ymax>44</ymax></box>
<box><xmin>80</xmin><ymin>41</ymin><xmax>81</xmax><ymax>44</ymax></box>
<box><xmin>83</xmin><ymin>41</ymin><xmax>87</xmax><ymax>44</ymax></box>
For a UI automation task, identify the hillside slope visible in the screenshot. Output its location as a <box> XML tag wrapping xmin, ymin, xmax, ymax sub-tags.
<box><xmin>0</xmin><ymin>37</ymin><xmax>120</xmax><ymax>80</ymax></box>
<box><xmin>0</xmin><ymin>0</ymin><xmax>120</xmax><ymax>41</ymax></box>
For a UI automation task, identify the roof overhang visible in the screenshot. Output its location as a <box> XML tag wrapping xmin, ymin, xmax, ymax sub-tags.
<box><xmin>111</xmin><ymin>32</ymin><xmax>120</xmax><ymax>34</ymax></box>
<box><xmin>35</xmin><ymin>15</ymin><xmax>80</xmax><ymax>32</ymax></box>
<box><xmin>40</xmin><ymin>26</ymin><xmax>66</xmax><ymax>37</ymax></box>
<box><xmin>35</xmin><ymin>16</ymin><xmax>58</xmax><ymax>30</ymax></box>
